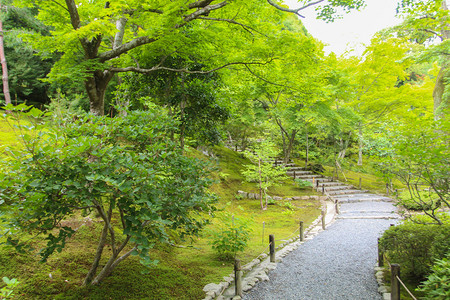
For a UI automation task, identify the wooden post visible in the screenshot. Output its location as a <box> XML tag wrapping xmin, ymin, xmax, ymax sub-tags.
<box><xmin>386</xmin><ymin>183</ymin><xmax>389</xmax><ymax>196</ymax></box>
<box><xmin>316</xmin><ymin>179</ymin><xmax>319</xmax><ymax>189</ymax></box>
<box><xmin>395</xmin><ymin>189</ymin><xmax>398</xmax><ymax>199</ymax></box>
<box><xmin>234</xmin><ymin>259</ymin><xmax>242</xmax><ymax>297</ymax></box>
<box><xmin>378</xmin><ymin>238</ymin><xmax>383</xmax><ymax>267</ymax></box>
<box><xmin>322</xmin><ymin>185</ymin><xmax>325</xmax><ymax>194</ymax></box>
<box><xmin>359</xmin><ymin>177</ymin><xmax>362</xmax><ymax>190</ymax></box>
<box><xmin>391</xmin><ymin>264</ymin><xmax>400</xmax><ymax>300</ymax></box>
<box><xmin>335</xmin><ymin>200</ymin><xmax>340</xmax><ymax>214</ymax></box>
<box><xmin>300</xmin><ymin>221</ymin><xmax>304</xmax><ymax>241</ymax></box>
<box><xmin>321</xmin><ymin>210</ymin><xmax>326</xmax><ymax>230</ymax></box>
<box><xmin>269</xmin><ymin>234</ymin><xmax>275</xmax><ymax>263</ymax></box>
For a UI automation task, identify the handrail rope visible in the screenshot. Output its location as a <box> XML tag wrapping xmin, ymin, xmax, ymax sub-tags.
<box><xmin>396</xmin><ymin>275</ymin><xmax>418</xmax><ymax>300</ymax></box>
<box><xmin>275</xmin><ymin>227</ymin><xmax>300</xmax><ymax>242</ymax></box>
<box><xmin>304</xmin><ymin>217</ymin><xmax>321</xmax><ymax>236</ymax></box>
<box><xmin>246</xmin><ymin>242</ymin><xmax>272</xmax><ymax>264</ymax></box>
<box><xmin>219</xmin><ymin>243</ymin><xmax>273</xmax><ymax>297</ymax></box>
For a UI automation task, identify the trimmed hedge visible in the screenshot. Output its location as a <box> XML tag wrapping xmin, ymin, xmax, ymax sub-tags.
<box><xmin>380</xmin><ymin>222</ymin><xmax>450</xmax><ymax>280</ymax></box>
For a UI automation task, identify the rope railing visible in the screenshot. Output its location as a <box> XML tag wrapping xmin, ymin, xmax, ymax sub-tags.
<box><xmin>379</xmin><ymin>239</ymin><xmax>418</xmax><ymax>300</ymax></box>
<box><xmin>248</xmin><ymin>243</ymin><xmax>272</xmax><ymax>264</ymax></box>
<box><xmin>231</xmin><ymin>209</ymin><xmax>328</xmax><ymax>298</ymax></box>
<box><xmin>275</xmin><ymin>227</ymin><xmax>300</xmax><ymax>242</ymax></box>
<box><xmin>396</xmin><ymin>275</ymin><xmax>418</xmax><ymax>300</ymax></box>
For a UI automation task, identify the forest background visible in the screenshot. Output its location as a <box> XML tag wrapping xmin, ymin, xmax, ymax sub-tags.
<box><xmin>0</xmin><ymin>0</ymin><xmax>448</xmax><ymax>299</ymax></box>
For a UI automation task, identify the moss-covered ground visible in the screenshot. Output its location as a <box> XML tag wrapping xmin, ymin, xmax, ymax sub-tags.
<box><xmin>0</xmin><ymin>120</ymin><xmax>321</xmax><ymax>299</ymax></box>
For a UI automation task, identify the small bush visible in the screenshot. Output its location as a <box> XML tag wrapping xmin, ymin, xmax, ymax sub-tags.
<box><xmin>380</xmin><ymin>222</ymin><xmax>450</xmax><ymax>280</ymax></box>
<box><xmin>417</xmin><ymin>255</ymin><xmax>450</xmax><ymax>299</ymax></box>
<box><xmin>294</xmin><ymin>179</ymin><xmax>313</xmax><ymax>189</ymax></box>
<box><xmin>210</xmin><ymin>214</ymin><xmax>251</xmax><ymax>259</ymax></box>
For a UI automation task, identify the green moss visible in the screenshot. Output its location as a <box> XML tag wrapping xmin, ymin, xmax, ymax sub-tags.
<box><xmin>0</xmin><ymin>144</ymin><xmax>321</xmax><ymax>299</ymax></box>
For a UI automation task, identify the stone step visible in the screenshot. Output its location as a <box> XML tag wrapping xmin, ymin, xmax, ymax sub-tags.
<box><xmin>317</xmin><ymin>181</ymin><xmax>347</xmax><ymax>187</ymax></box>
<box><xmin>289</xmin><ymin>174</ymin><xmax>323</xmax><ymax>179</ymax></box>
<box><xmin>321</xmin><ymin>186</ymin><xmax>354</xmax><ymax>192</ymax></box>
<box><xmin>286</xmin><ymin>170</ymin><xmax>313</xmax><ymax>176</ymax></box>
<box><xmin>286</xmin><ymin>167</ymin><xmax>309</xmax><ymax>172</ymax></box>
<box><xmin>332</xmin><ymin>194</ymin><xmax>394</xmax><ymax>203</ymax></box>
<box><xmin>327</xmin><ymin>189</ymin><xmax>368</xmax><ymax>195</ymax></box>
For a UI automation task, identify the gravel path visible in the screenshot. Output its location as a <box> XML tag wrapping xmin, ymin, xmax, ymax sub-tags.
<box><xmin>243</xmin><ymin>201</ymin><xmax>398</xmax><ymax>300</ymax></box>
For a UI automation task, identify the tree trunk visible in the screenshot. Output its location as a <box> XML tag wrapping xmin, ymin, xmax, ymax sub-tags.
<box><xmin>85</xmin><ymin>71</ymin><xmax>113</xmax><ymax>116</ymax></box>
<box><xmin>0</xmin><ymin>19</ymin><xmax>11</xmax><ymax>107</ymax></box>
<box><xmin>83</xmin><ymin>221</ymin><xmax>109</xmax><ymax>286</ymax></box>
<box><xmin>258</xmin><ymin>157</ymin><xmax>264</xmax><ymax>210</ymax></box>
<box><xmin>280</xmin><ymin>127</ymin><xmax>287</xmax><ymax>160</ymax></box>
<box><xmin>357</xmin><ymin>123</ymin><xmax>363</xmax><ymax>166</ymax></box>
<box><xmin>305</xmin><ymin>125</ymin><xmax>309</xmax><ymax>168</ymax></box>
<box><xmin>180</xmin><ymin>73</ymin><xmax>187</xmax><ymax>152</ymax></box>
<box><xmin>283</xmin><ymin>130</ymin><xmax>297</xmax><ymax>164</ymax></box>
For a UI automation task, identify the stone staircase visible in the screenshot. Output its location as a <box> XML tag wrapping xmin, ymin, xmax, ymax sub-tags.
<box><xmin>271</xmin><ymin>159</ymin><xmax>393</xmax><ymax>203</ymax></box>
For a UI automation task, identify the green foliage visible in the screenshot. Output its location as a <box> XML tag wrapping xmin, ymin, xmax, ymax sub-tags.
<box><xmin>0</xmin><ymin>104</ymin><xmax>217</xmax><ymax>284</ymax></box>
<box><xmin>1</xmin><ymin>2</ymin><xmax>54</xmax><ymax>106</ymax></box>
<box><xmin>210</xmin><ymin>213</ymin><xmax>251</xmax><ymax>259</ymax></box>
<box><xmin>379</xmin><ymin>115</ymin><xmax>449</xmax><ymax>224</ymax></box>
<box><xmin>1</xmin><ymin>276</ymin><xmax>20</xmax><ymax>299</ymax></box>
<box><xmin>417</xmin><ymin>254</ymin><xmax>450</xmax><ymax>299</ymax></box>
<box><xmin>242</xmin><ymin>139</ymin><xmax>288</xmax><ymax>210</ymax></box>
<box><xmin>294</xmin><ymin>179</ymin><xmax>313</xmax><ymax>189</ymax></box>
<box><xmin>45</xmin><ymin>89</ymin><xmax>89</xmax><ymax>117</ymax></box>
<box><xmin>119</xmin><ymin>58</ymin><xmax>229</xmax><ymax>145</ymax></box>
<box><xmin>380</xmin><ymin>222</ymin><xmax>450</xmax><ymax>280</ymax></box>
<box><xmin>397</xmin><ymin>189</ymin><xmax>441</xmax><ymax>211</ymax></box>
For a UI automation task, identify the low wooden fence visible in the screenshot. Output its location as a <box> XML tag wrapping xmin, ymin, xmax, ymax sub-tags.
<box><xmin>378</xmin><ymin>238</ymin><xmax>418</xmax><ymax>300</ymax></box>
<box><xmin>232</xmin><ymin>213</ymin><xmax>328</xmax><ymax>297</ymax></box>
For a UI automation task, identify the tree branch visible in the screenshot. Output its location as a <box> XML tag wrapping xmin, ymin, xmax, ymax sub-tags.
<box><xmin>197</xmin><ymin>16</ymin><xmax>267</xmax><ymax>36</ymax></box>
<box><xmin>64</xmin><ymin>0</ymin><xmax>81</xmax><ymax>29</ymax></box>
<box><xmin>183</xmin><ymin>1</ymin><xmax>228</xmax><ymax>23</ymax></box>
<box><xmin>109</xmin><ymin>60</ymin><xmax>273</xmax><ymax>74</ymax></box>
<box><xmin>97</xmin><ymin>1</ymin><xmax>227</xmax><ymax>61</ymax></box>
<box><xmin>188</xmin><ymin>0</ymin><xmax>215</xmax><ymax>9</ymax></box>
<box><xmin>98</xmin><ymin>36</ymin><xmax>156</xmax><ymax>62</ymax></box>
<box><xmin>50</xmin><ymin>0</ymin><xmax>69</xmax><ymax>12</ymax></box>
<box><xmin>244</xmin><ymin>64</ymin><xmax>300</xmax><ymax>91</ymax></box>
<box><xmin>418</xmin><ymin>28</ymin><xmax>443</xmax><ymax>40</ymax></box>
<box><xmin>266</xmin><ymin>0</ymin><xmax>327</xmax><ymax>18</ymax></box>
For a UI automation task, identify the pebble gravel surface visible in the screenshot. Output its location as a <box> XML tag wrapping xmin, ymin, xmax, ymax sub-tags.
<box><xmin>243</xmin><ymin>201</ymin><xmax>398</xmax><ymax>300</ymax></box>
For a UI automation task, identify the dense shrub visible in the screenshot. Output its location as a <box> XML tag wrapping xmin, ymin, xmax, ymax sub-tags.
<box><xmin>417</xmin><ymin>255</ymin><xmax>450</xmax><ymax>299</ymax></box>
<box><xmin>380</xmin><ymin>222</ymin><xmax>450</xmax><ymax>280</ymax></box>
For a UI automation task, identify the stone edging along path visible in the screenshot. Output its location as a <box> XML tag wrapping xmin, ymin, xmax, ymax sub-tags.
<box><xmin>201</xmin><ymin>199</ymin><xmax>337</xmax><ymax>300</ymax></box>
